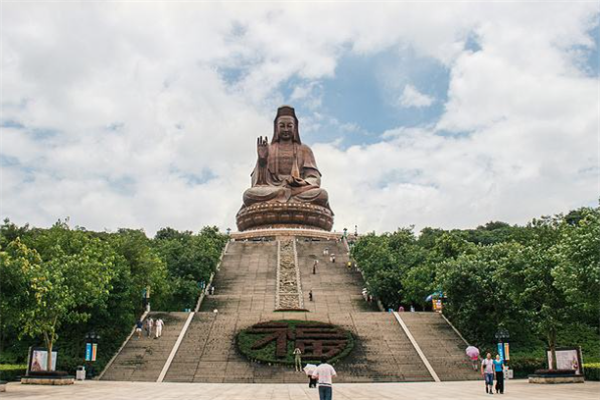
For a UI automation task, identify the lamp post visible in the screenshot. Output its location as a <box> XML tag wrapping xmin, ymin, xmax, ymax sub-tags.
<box><xmin>495</xmin><ymin>328</ymin><xmax>510</xmax><ymax>367</ymax></box>
<box><xmin>226</xmin><ymin>228</ymin><xmax>231</xmax><ymax>236</ymax></box>
<box><xmin>495</xmin><ymin>328</ymin><xmax>510</xmax><ymax>342</ymax></box>
<box><xmin>84</xmin><ymin>331</ymin><xmax>101</xmax><ymax>378</ymax></box>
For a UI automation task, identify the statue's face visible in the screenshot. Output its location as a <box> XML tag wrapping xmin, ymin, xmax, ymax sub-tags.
<box><xmin>277</xmin><ymin>116</ymin><xmax>295</xmax><ymax>141</ymax></box>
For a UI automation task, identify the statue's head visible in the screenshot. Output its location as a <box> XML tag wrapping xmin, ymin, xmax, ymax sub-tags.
<box><xmin>272</xmin><ymin>105</ymin><xmax>301</xmax><ymax>144</ymax></box>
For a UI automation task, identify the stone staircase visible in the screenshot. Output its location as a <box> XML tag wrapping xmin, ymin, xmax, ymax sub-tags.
<box><xmin>103</xmin><ymin>238</ymin><xmax>479</xmax><ymax>383</ymax></box>
<box><xmin>296</xmin><ymin>240</ymin><xmax>379</xmax><ymax>313</ymax></box>
<box><xmin>163</xmin><ymin>240</ymin><xmax>432</xmax><ymax>383</ymax></box>
<box><xmin>100</xmin><ymin>311</ymin><xmax>189</xmax><ymax>381</ymax></box>
<box><xmin>200</xmin><ymin>241</ymin><xmax>277</xmax><ymax>313</ymax></box>
<box><xmin>398</xmin><ymin>312</ymin><xmax>481</xmax><ymax>381</ymax></box>
<box><xmin>164</xmin><ymin>310</ymin><xmax>433</xmax><ymax>383</ymax></box>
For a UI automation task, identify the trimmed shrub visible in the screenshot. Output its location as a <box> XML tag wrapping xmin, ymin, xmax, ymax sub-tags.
<box><xmin>237</xmin><ymin>320</ymin><xmax>354</xmax><ymax>366</ymax></box>
<box><xmin>584</xmin><ymin>363</ymin><xmax>600</xmax><ymax>381</ymax></box>
<box><xmin>0</xmin><ymin>364</ymin><xmax>26</xmax><ymax>382</ymax></box>
<box><xmin>509</xmin><ymin>357</ymin><xmax>545</xmax><ymax>378</ymax></box>
<box><xmin>533</xmin><ymin>369</ymin><xmax>575</xmax><ymax>375</ymax></box>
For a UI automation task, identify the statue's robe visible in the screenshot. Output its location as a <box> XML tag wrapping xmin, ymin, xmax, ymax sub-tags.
<box><xmin>242</xmin><ymin>141</ymin><xmax>330</xmax><ymax>209</ymax></box>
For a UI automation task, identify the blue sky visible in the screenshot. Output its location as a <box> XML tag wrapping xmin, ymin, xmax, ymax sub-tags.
<box><xmin>277</xmin><ymin>48</ymin><xmax>451</xmax><ymax>146</ymax></box>
<box><xmin>1</xmin><ymin>3</ymin><xmax>598</xmax><ymax>234</ymax></box>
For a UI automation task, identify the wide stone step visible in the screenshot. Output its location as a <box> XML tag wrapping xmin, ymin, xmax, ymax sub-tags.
<box><xmin>164</xmin><ymin>311</ymin><xmax>434</xmax><ymax>383</ymax></box>
<box><xmin>101</xmin><ymin>312</ymin><xmax>190</xmax><ymax>382</ymax></box>
<box><xmin>398</xmin><ymin>312</ymin><xmax>481</xmax><ymax>381</ymax></box>
<box><xmin>106</xmin><ymin>239</ymin><xmax>481</xmax><ymax>383</ymax></box>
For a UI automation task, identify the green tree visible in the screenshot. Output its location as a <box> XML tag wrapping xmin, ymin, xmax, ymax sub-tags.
<box><xmin>351</xmin><ymin>228</ymin><xmax>430</xmax><ymax>308</ymax></box>
<box><xmin>110</xmin><ymin>229</ymin><xmax>170</xmax><ymax>312</ymax></box>
<box><xmin>1</xmin><ymin>237</ymin><xmax>116</xmax><ymax>370</ymax></box>
<box><xmin>436</xmin><ymin>242</ymin><xmax>527</xmax><ymax>345</ymax></box>
<box><xmin>152</xmin><ymin>226</ymin><xmax>227</xmax><ymax>311</ymax></box>
<box><xmin>553</xmin><ymin>207</ymin><xmax>600</xmax><ymax>324</ymax></box>
<box><xmin>503</xmin><ymin>215</ymin><xmax>569</xmax><ymax>369</ymax></box>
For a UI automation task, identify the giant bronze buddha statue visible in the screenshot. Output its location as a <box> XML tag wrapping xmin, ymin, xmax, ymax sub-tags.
<box><xmin>236</xmin><ymin>106</ymin><xmax>334</xmax><ymax>231</ymax></box>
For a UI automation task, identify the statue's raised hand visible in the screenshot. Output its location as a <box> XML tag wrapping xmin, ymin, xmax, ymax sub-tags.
<box><xmin>257</xmin><ymin>136</ymin><xmax>269</xmax><ymax>165</ymax></box>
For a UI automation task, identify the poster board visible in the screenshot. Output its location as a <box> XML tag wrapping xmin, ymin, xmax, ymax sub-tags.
<box><xmin>27</xmin><ymin>347</ymin><xmax>58</xmax><ymax>374</ymax></box>
<box><xmin>432</xmin><ymin>299</ymin><xmax>443</xmax><ymax>313</ymax></box>
<box><xmin>546</xmin><ymin>347</ymin><xmax>583</xmax><ymax>375</ymax></box>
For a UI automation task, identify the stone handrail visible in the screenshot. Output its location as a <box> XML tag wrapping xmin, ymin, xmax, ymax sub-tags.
<box><xmin>343</xmin><ymin>238</ymin><xmax>385</xmax><ymax>312</ymax></box>
<box><xmin>275</xmin><ymin>240</ymin><xmax>281</xmax><ymax>309</ymax></box>
<box><xmin>275</xmin><ymin>239</ymin><xmax>303</xmax><ymax>309</ymax></box>
<box><xmin>393</xmin><ymin>311</ymin><xmax>441</xmax><ymax>383</ymax></box>
<box><xmin>97</xmin><ymin>309</ymin><xmax>149</xmax><ymax>380</ymax></box>
<box><xmin>157</xmin><ymin>311</ymin><xmax>195</xmax><ymax>382</ymax></box>
<box><xmin>293</xmin><ymin>239</ymin><xmax>304</xmax><ymax>309</ymax></box>
<box><xmin>441</xmin><ymin>313</ymin><xmax>470</xmax><ymax>346</ymax></box>
<box><xmin>194</xmin><ymin>240</ymin><xmax>230</xmax><ymax>312</ymax></box>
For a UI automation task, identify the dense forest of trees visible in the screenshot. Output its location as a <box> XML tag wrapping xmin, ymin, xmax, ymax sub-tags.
<box><xmin>351</xmin><ymin>206</ymin><xmax>599</xmax><ymax>373</ymax></box>
<box><xmin>0</xmin><ymin>220</ymin><xmax>227</xmax><ymax>376</ymax></box>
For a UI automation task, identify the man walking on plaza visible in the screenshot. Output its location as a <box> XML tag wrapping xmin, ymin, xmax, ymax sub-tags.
<box><xmin>481</xmin><ymin>352</ymin><xmax>495</xmax><ymax>394</ymax></box>
<box><xmin>312</xmin><ymin>361</ymin><xmax>337</xmax><ymax>400</ymax></box>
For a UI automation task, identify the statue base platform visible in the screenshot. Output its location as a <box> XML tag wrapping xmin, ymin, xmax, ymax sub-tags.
<box><xmin>236</xmin><ymin>202</ymin><xmax>334</xmax><ymax>232</ymax></box>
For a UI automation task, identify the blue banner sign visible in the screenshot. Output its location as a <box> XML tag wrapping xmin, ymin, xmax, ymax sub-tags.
<box><xmin>85</xmin><ymin>343</ymin><xmax>92</xmax><ymax>361</ymax></box>
<box><xmin>497</xmin><ymin>342</ymin><xmax>505</xmax><ymax>362</ymax></box>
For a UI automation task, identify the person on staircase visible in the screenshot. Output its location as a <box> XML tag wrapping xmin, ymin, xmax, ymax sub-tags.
<box><xmin>145</xmin><ymin>317</ymin><xmax>154</xmax><ymax>338</ymax></box>
<box><xmin>293</xmin><ymin>347</ymin><xmax>303</xmax><ymax>372</ymax></box>
<box><xmin>135</xmin><ymin>319</ymin><xmax>143</xmax><ymax>339</ymax></box>
<box><xmin>154</xmin><ymin>318</ymin><xmax>164</xmax><ymax>339</ymax></box>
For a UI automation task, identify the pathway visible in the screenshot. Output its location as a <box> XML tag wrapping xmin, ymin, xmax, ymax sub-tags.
<box><xmin>6</xmin><ymin>380</ymin><xmax>599</xmax><ymax>400</ymax></box>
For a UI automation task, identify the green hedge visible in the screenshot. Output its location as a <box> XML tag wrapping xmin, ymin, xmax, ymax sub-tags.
<box><xmin>508</xmin><ymin>359</ymin><xmax>599</xmax><ymax>380</ymax></box>
<box><xmin>508</xmin><ymin>357</ymin><xmax>545</xmax><ymax>378</ymax></box>
<box><xmin>584</xmin><ymin>363</ymin><xmax>600</xmax><ymax>381</ymax></box>
<box><xmin>0</xmin><ymin>364</ymin><xmax>27</xmax><ymax>382</ymax></box>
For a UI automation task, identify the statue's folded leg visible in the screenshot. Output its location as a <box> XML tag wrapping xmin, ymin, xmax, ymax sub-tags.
<box><xmin>243</xmin><ymin>186</ymin><xmax>289</xmax><ymax>207</ymax></box>
<box><xmin>293</xmin><ymin>187</ymin><xmax>330</xmax><ymax>208</ymax></box>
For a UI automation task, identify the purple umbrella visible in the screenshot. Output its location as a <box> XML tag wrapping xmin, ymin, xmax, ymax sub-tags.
<box><xmin>466</xmin><ymin>346</ymin><xmax>480</xmax><ymax>358</ymax></box>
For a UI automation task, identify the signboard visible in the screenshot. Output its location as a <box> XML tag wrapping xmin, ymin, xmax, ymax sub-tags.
<box><xmin>27</xmin><ymin>348</ymin><xmax>58</xmax><ymax>373</ymax></box>
<box><xmin>85</xmin><ymin>342</ymin><xmax>98</xmax><ymax>361</ymax></box>
<box><xmin>85</xmin><ymin>343</ymin><xmax>92</xmax><ymax>361</ymax></box>
<box><xmin>504</xmin><ymin>343</ymin><xmax>510</xmax><ymax>361</ymax></box>
<box><xmin>497</xmin><ymin>342</ymin><xmax>505</xmax><ymax>362</ymax></box>
<box><xmin>547</xmin><ymin>347</ymin><xmax>583</xmax><ymax>375</ymax></box>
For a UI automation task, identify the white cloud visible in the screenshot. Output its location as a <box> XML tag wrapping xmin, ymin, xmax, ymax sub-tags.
<box><xmin>398</xmin><ymin>84</ymin><xmax>435</xmax><ymax>108</ymax></box>
<box><xmin>1</xmin><ymin>2</ymin><xmax>598</xmax><ymax>235</ymax></box>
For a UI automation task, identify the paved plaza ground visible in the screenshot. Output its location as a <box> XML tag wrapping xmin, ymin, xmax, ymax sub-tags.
<box><xmin>5</xmin><ymin>380</ymin><xmax>599</xmax><ymax>400</ymax></box>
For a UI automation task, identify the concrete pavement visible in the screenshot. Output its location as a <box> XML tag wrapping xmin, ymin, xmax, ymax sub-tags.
<box><xmin>5</xmin><ymin>379</ymin><xmax>599</xmax><ymax>400</ymax></box>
